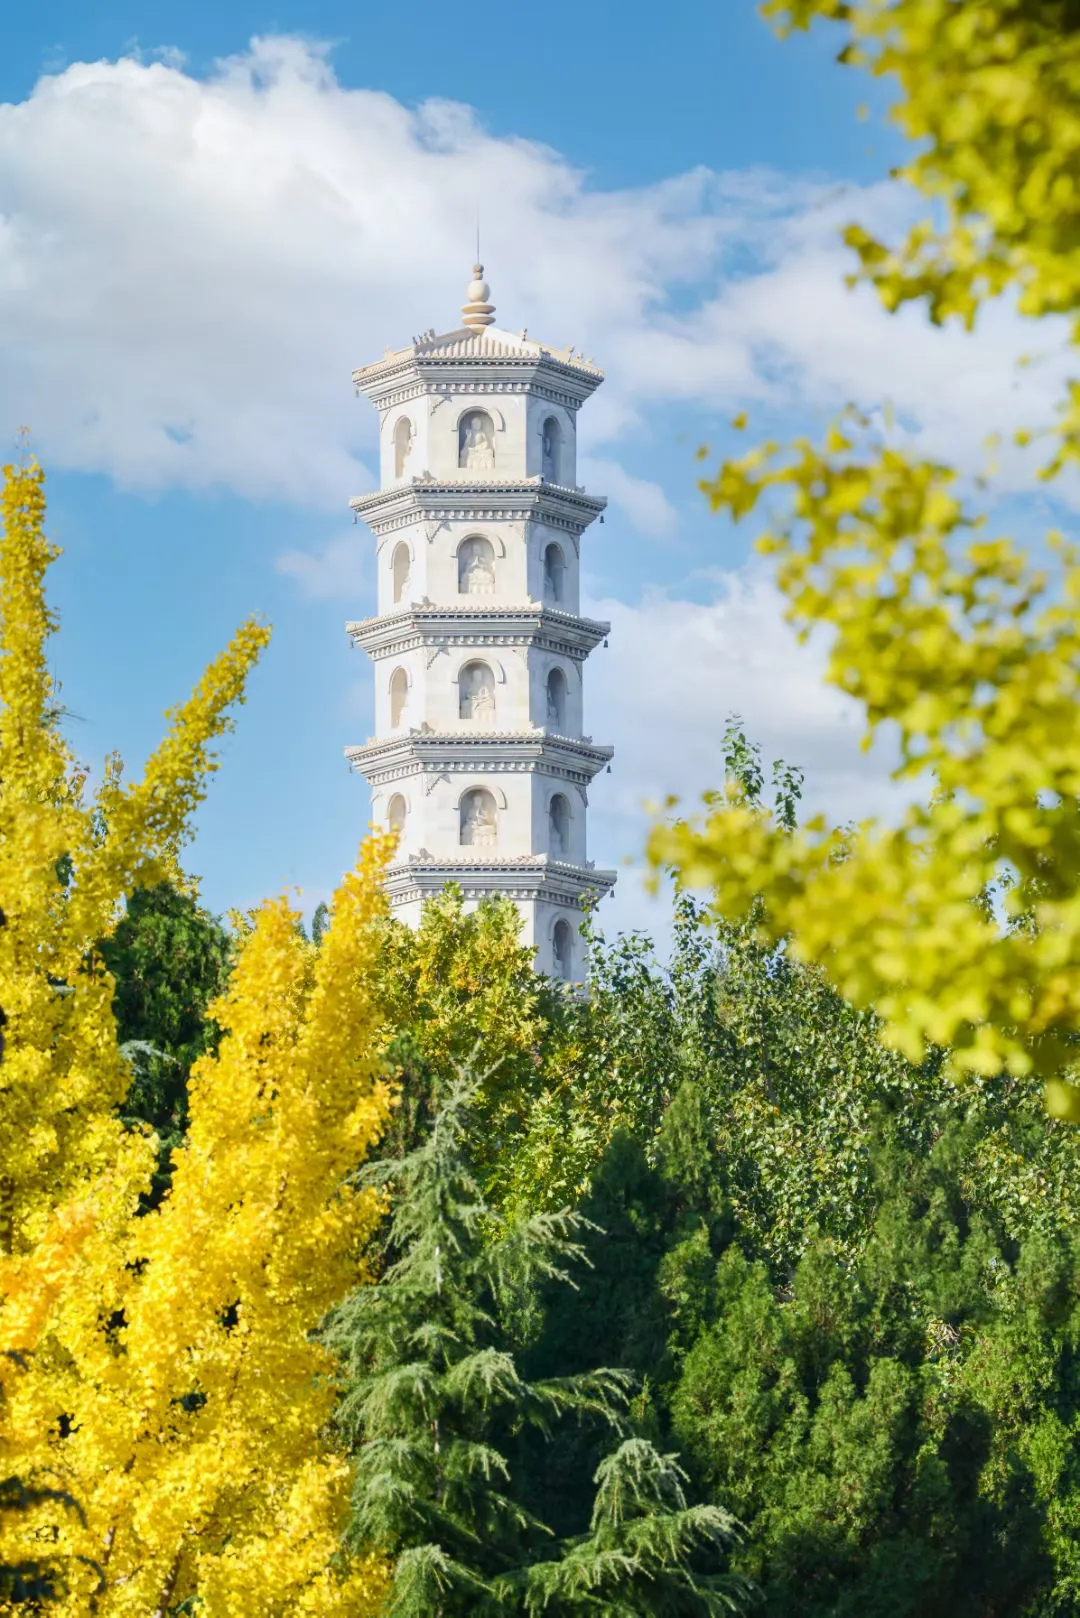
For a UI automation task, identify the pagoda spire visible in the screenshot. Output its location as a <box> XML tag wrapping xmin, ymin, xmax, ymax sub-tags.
<box><xmin>461</xmin><ymin>264</ymin><xmax>495</xmax><ymax>330</ymax></box>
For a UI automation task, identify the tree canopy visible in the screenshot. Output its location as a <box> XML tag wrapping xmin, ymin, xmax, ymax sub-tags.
<box><xmin>649</xmin><ymin>0</ymin><xmax>1080</xmax><ymax>1116</ymax></box>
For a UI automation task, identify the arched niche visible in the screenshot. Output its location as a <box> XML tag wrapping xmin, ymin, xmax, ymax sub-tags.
<box><xmin>389</xmin><ymin>666</ymin><xmax>409</xmax><ymax>729</ymax></box>
<box><xmin>393</xmin><ymin>415</ymin><xmax>415</xmax><ymax>480</ymax></box>
<box><xmin>458</xmin><ymin>409</ymin><xmax>496</xmax><ymax>471</ymax></box>
<box><xmin>391</xmin><ymin>541</ymin><xmax>411</xmax><ymax>604</ymax></box>
<box><xmin>541</xmin><ymin>415</ymin><xmax>562</xmax><ymax>483</ymax></box>
<box><xmin>545</xmin><ymin>665</ymin><xmax>568</xmax><ymax>730</ymax></box>
<box><xmin>459</xmin><ymin>660</ymin><xmax>496</xmax><ymax>724</ymax></box>
<box><xmin>548</xmin><ymin>792</ymin><xmax>571</xmax><ymax>858</ymax></box>
<box><xmin>387</xmin><ymin>792</ymin><xmax>407</xmax><ymax>835</ymax></box>
<box><xmin>542</xmin><ymin>541</ymin><xmax>566</xmax><ymax>604</ymax></box>
<box><xmin>458</xmin><ymin>535</ymin><xmax>496</xmax><ymax>595</ymax></box>
<box><xmin>552</xmin><ymin>918</ymin><xmax>574</xmax><ymax>980</ymax></box>
<box><xmin>460</xmin><ymin>786</ymin><xmax>498</xmax><ymax>848</ymax></box>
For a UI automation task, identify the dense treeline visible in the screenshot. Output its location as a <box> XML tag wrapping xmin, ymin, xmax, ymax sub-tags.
<box><xmin>102</xmin><ymin>873</ymin><xmax>1080</xmax><ymax>1614</ymax></box>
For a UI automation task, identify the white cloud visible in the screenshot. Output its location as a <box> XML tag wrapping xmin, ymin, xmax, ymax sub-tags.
<box><xmin>0</xmin><ymin>35</ymin><xmax>1069</xmax><ymax>515</ymax></box>
<box><xmin>579</xmin><ymin>456</ymin><xmax>678</xmax><ymax>538</ymax></box>
<box><xmin>582</xmin><ymin>563</ymin><xmax>907</xmax><ymax>941</ymax></box>
<box><xmin>275</xmin><ymin>531</ymin><xmax>366</xmax><ymax>598</ymax></box>
<box><xmin>2</xmin><ymin>37</ymin><xmax>1069</xmax><ymax>947</ymax></box>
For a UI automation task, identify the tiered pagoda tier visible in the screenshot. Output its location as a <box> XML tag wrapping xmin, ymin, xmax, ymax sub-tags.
<box><xmin>345</xmin><ymin>266</ymin><xmax>616</xmax><ymax>980</ymax></box>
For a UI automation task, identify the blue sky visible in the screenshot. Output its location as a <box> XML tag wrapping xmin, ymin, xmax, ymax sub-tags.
<box><xmin>0</xmin><ymin>2</ymin><xmax>1063</xmax><ymax>938</ymax></box>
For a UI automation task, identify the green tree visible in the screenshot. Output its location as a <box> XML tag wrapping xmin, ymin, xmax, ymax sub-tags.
<box><xmin>648</xmin><ymin>0</ymin><xmax>1080</xmax><ymax>1112</ymax></box>
<box><xmin>665</xmin><ymin>1125</ymin><xmax>1060</xmax><ymax>1616</ymax></box>
<box><xmin>98</xmin><ymin>881</ymin><xmax>233</xmax><ymax>1197</ymax></box>
<box><xmin>326</xmin><ymin>1079</ymin><xmax>747</xmax><ymax>1616</ymax></box>
<box><xmin>368</xmin><ymin>889</ymin><xmax>565</xmax><ymax>1184</ymax></box>
<box><xmin>512</xmin><ymin>872</ymin><xmax>1080</xmax><ymax>1613</ymax></box>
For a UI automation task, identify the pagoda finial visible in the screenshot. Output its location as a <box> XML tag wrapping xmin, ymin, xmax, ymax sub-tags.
<box><xmin>461</xmin><ymin>263</ymin><xmax>495</xmax><ymax>330</ymax></box>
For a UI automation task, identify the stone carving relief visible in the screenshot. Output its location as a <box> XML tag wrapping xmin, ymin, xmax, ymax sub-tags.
<box><xmin>458</xmin><ymin>410</ymin><xmax>496</xmax><ymax>470</ymax></box>
<box><xmin>460</xmin><ymin>787</ymin><xmax>498</xmax><ymax>847</ymax></box>
<box><xmin>458</xmin><ymin>536</ymin><xmax>496</xmax><ymax>595</ymax></box>
<box><xmin>459</xmin><ymin>661</ymin><xmax>496</xmax><ymax>724</ymax></box>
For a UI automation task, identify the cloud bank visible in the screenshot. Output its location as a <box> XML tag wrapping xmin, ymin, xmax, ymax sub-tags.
<box><xmin>0</xmin><ymin>36</ymin><xmax>1064</xmax><ymax>938</ymax></box>
<box><xmin>0</xmin><ymin>34</ymin><xmax>1068</xmax><ymax>518</ymax></box>
<box><xmin>581</xmin><ymin>563</ymin><xmax>909</xmax><ymax>939</ymax></box>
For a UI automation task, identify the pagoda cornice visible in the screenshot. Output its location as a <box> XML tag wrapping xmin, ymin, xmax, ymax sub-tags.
<box><xmin>383</xmin><ymin>855</ymin><xmax>617</xmax><ymax>913</ymax></box>
<box><xmin>353</xmin><ymin>328</ymin><xmax>603</xmax><ymax>414</ymax></box>
<box><xmin>345</xmin><ymin>728</ymin><xmax>614</xmax><ymax>791</ymax></box>
<box><xmin>346</xmin><ymin>604</ymin><xmax>610</xmax><ymax>662</ymax></box>
<box><xmin>349</xmin><ymin>477</ymin><xmax>606</xmax><ymax>539</ymax></box>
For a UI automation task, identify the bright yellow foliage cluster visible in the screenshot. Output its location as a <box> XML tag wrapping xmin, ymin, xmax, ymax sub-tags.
<box><xmin>650</xmin><ymin>2</ymin><xmax>1080</xmax><ymax>1116</ymax></box>
<box><xmin>0</xmin><ymin>459</ymin><xmax>391</xmax><ymax>1612</ymax></box>
<box><xmin>766</xmin><ymin>0</ymin><xmax>1080</xmax><ymax>474</ymax></box>
<box><xmin>766</xmin><ymin>0</ymin><xmax>1080</xmax><ymax>322</ymax></box>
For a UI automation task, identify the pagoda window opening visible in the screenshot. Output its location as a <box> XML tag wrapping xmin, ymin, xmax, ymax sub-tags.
<box><xmin>549</xmin><ymin>793</ymin><xmax>570</xmax><ymax>858</ymax></box>
<box><xmin>545</xmin><ymin>666</ymin><xmax>567</xmax><ymax>730</ymax></box>
<box><xmin>389</xmin><ymin>667</ymin><xmax>409</xmax><ymax>729</ymax></box>
<box><xmin>460</xmin><ymin>787</ymin><xmax>498</xmax><ymax>847</ymax></box>
<box><xmin>387</xmin><ymin>793</ymin><xmax>406</xmax><ymax>835</ymax></box>
<box><xmin>552</xmin><ymin>918</ymin><xmax>573</xmax><ymax>979</ymax></box>
<box><xmin>393</xmin><ymin>415</ymin><xmax>415</xmax><ymax>480</ymax></box>
<box><xmin>542</xmin><ymin>542</ymin><xmax>565</xmax><ymax>603</ymax></box>
<box><xmin>459</xmin><ymin>661</ymin><xmax>496</xmax><ymax>724</ymax></box>
<box><xmin>391</xmin><ymin>542</ymin><xmax>410</xmax><ymax>604</ymax></box>
<box><xmin>541</xmin><ymin>416</ymin><xmax>562</xmax><ymax>482</ymax></box>
<box><xmin>458</xmin><ymin>535</ymin><xmax>496</xmax><ymax>595</ymax></box>
<box><xmin>458</xmin><ymin>409</ymin><xmax>495</xmax><ymax>471</ymax></box>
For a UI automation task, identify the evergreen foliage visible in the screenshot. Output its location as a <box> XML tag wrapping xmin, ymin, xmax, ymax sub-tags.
<box><xmin>99</xmin><ymin>881</ymin><xmax>233</xmax><ymax>1194</ymax></box>
<box><xmin>327</xmin><ymin>1079</ymin><xmax>747</xmax><ymax>1616</ymax></box>
<box><xmin>496</xmin><ymin>893</ymin><xmax>1080</xmax><ymax>1616</ymax></box>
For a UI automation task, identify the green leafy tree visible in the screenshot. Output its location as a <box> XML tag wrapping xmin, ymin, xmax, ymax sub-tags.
<box><xmin>512</xmin><ymin>862</ymin><xmax>1080</xmax><ymax>1613</ymax></box>
<box><xmin>368</xmin><ymin>889</ymin><xmax>564</xmax><ymax>1183</ymax></box>
<box><xmin>311</xmin><ymin>900</ymin><xmax>330</xmax><ymax>948</ymax></box>
<box><xmin>648</xmin><ymin>1</ymin><xmax>1080</xmax><ymax>1112</ymax></box>
<box><xmin>665</xmin><ymin>1124</ymin><xmax>1063</xmax><ymax>1616</ymax></box>
<box><xmin>98</xmin><ymin>881</ymin><xmax>233</xmax><ymax>1196</ymax></box>
<box><xmin>326</xmin><ymin>1079</ymin><xmax>747</xmax><ymax>1616</ymax></box>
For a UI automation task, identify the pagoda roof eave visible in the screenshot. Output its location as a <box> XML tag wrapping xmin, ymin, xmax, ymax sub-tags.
<box><xmin>344</xmin><ymin>729</ymin><xmax>614</xmax><ymax>786</ymax></box>
<box><xmin>382</xmin><ymin>857</ymin><xmax>617</xmax><ymax>910</ymax></box>
<box><xmin>348</xmin><ymin>478</ymin><xmax>606</xmax><ymax>537</ymax></box>
<box><xmin>353</xmin><ymin>326</ymin><xmax>604</xmax><ymax>399</ymax></box>
<box><xmin>345</xmin><ymin>604</ymin><xmax>610</xmax><ymax>658</ymax></box>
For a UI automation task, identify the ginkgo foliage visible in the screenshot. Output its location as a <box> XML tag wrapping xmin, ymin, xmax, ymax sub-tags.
<box><xmin>0</xmin><ymin>457</ymin><xmax>390</xmax><ymax>1613</ymax></box>
<box><xmin>650</xmin><ymin>0</ymin><xmax>1080</xmax><ymax>1117</ymax></box>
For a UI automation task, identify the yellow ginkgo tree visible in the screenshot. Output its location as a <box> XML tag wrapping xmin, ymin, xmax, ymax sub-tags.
<box><xmin>0</xmin><ymin>456</ymin><xmax>391</xmax><ymax>1612</ymax></box>
<box><xmin>650</xmin><ymin>0</ymin><xmax>1080</xmax><ymax>1116</ymax></box>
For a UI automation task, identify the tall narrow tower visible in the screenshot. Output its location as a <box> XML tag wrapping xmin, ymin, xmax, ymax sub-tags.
<box><xmin>345</xmin><ymin>266</ymin><xmax>616</xmax><ymax>980</ymax></box>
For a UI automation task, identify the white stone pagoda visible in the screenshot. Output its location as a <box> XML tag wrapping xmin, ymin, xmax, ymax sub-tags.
<box><xmin>345</xmin><ymin>265</ymin><xmax>616</xmax><ymax>981</ymax></box>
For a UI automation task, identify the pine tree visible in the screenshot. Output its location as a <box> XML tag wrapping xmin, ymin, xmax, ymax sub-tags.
<box><xmin>327</xmin><ymin>1078</ymin><xmax>748</xmax><ymax>1616</ymax></box>
<box><xmin>99</xmin><ymin>880</ymin><xmax>234</xmax><ymax>1201</ymax></box>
